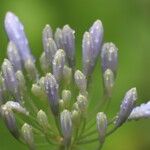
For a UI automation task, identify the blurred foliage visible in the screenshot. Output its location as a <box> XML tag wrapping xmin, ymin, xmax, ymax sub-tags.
<box><xmin>0</xmin><ymin>0</ymin><xmax>150</xmax><ymax>150</ymax></box>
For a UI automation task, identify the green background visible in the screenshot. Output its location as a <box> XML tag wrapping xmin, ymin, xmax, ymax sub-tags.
<box><xmin>0</xmin><ymin>0</ymin><xmax>150</xmax><ymax>150</ymax></box>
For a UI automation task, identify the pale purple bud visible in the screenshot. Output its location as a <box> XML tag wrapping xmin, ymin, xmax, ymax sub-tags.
<box><xmin>115</xmin><ymin>88</ymin><xmax>137</xmax><ymax>127</ymax></box>
<box><xmin>101</xmin><ymin>42</ymin><xmax>118</xmax><ymax>77</ymax></box>
<box><xmin>2</xmin><ymin>59</ymin><xmax>19</xmax><ymax>99</ymax></box>
<box><xmin>44</xmin><ymin>38</ymin><xmax>57</xmax><ymax>66</ymax></box>
<box><xmin>7</xmin><ymin>41</ymin><xmax>22</xmax><ymax>72</ymax></box>
<box><xmin>74</xmin><ymin>70</ymin><xmax>87</xmax><ymax>92</ymax></box>
<box><xmin>128</xmin><ymin>101</ymin><xmax>150</xmax><ymax>120</ymax></box>
<box><xmin>1</xmin><ymin>106</ymin><xmax>19</xmax><ymax>138</ymax></box>
<box><xmin>4</xmin><ymin>12</ymin><xmax>33</xmax><ymax>63</ymax></box>
<box><xmin>96</xmin><ymin>112</ymin><xmax>107</xmax><ymax>143</ymax></box>
<box><xmin>89</xmin><ymin>20</ymin><xmax>103</xmax><ymax>57</ymax></box>
<box><xmin>44</xmin><ymin>73</ymin><xmax>59</xmax><ymax>116</ymax></box>
<box><xmin>42</xmin><ymin>24</ymin><xmax>53</xmax><ymax>51</ymax></box>
<box><xmin>54</xmin><ymin>28</ymin><xmax>64</xmax><ymax>49</ymax></box>
<box><xmin>62</xmin><ymin>25</ymin><xmax>75</xmax><ymax>67</ymax></box>
<box><xmin>52</xmin><ymin>49</ymin><xmax>66</xmax><ymax>81</ymax></box>
<box><xmin>82</xmin><ymin>32</ymin><xmax>94</xmax><ymax>76</ymax></box>
<box><xmin>60</xmin><ymin>109</ymin><xmax>72</xmax><ymax>145</ymax></box>
<box><xmin>21</xmin><ymin>123</ymin><xmax>35</xmax><ymax>150</ymax></box>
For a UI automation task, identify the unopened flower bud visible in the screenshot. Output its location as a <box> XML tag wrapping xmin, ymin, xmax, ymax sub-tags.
<box><xmin>60</xmin><ymin>109</ymin><xmax>72</xmax><ymax>145</ymax></box>
<box><xmin>59</xmin><ymin>99</ymin><xmax>65</xmax><ymax>112</ymax></box>
<box><xmin>44</xmin><ymin>73</ymin><xmax>59</xmax><ymax>116</ymax></box>
<box><xmin>128</xmin><ymin>101</ymin><xmax>150</xmax><ymax>120</ymax></box>
<box><xmin>4</xmin><ymin>12</ymin><xmax>34</xmax><ymax>63</ymax></box>
<box><xmin>31</xmin><ymin>83</ymin><xmax>45</xmax><ymax>99</ymax></box>
<box><xmin>74</xmin><ymin>70</ymin><xmax>87</xmax><ymax>92</ymax></box>
<box><xmin>44</xmin><ymin>38</ymin><xmax>57</xmax><ymax>66</ymax></box>
<box><xmin>62</xmin><ymin>25</ymin><xmax>75</xmax><ymax>68</ymax></box>
<box><xmin>37</xmin><ymin>110</ymin><xmax>49</xmax><ymax>129</ymax></box>
<box><xmin>2</xmin><ymin>59</ymin><xmax>19</xmax><ymax>99</ymax></box>
<box><xmin>71</xmin><ymin>110</ymin><xmax>81</xmax><ymax>127</ymax></box>
<box><xmin>1</xmin><ymin>106</ymin><xmax>19</xmax><ymax>138</ymax></box>
<box><xmin>63</xmin><ymin>65</ymin><xmax>72</xmax><ymax>85</ymax></box>
<box><xmin>62</xmin><ymin>90</ymin><xmax>71</xmax><ymax>107</ymax></box>
<box><xmin>82</xmin><ymin>32</ymin><xmax>94</xmax><ymax>76</ymax></box>
<box><xmin>42</xmin><ymin>24</ymin><xmax>53</xmax><ymax>52</ymax></box>
<box><xmin>115</xmin><ymin>88</ymin><xmax>137</xmax><ymax>127</ymax></box>
<box><xmin>54</xmin><ymin>28</ymin><xmax>64</xmax><ymax>49</ymax></box>
<box><xmin>5</xmin><ymin>101</ymin><xmax>29</xmax><ymax>115</ymax></box>
<box><xmin>89</xmin><ymin>20</ymin><xmax>103</xmax><ymax>59</ymax></box>
<box><xmin>7</xmin><ymin>41</ymin><xmax>22</xmax><ymax>72</ymax></box>
<box><xmin>103</xmin><ymin>69</ymin><xmax>115</xmax><ymax>97</ymax></box>
<box><xmin>77</xmin><ymin>94</ymin><xmax>88</xmax><ymax>112</ymax></box>
<box><xmin>16</xmin><ymin>70</ymin><xmax>26</xmax><ymax>99</ymax></box>
<box><xmin>96</xmin><ymin>112</ymin><xmax>107</xmax><ymax>143</ymax></box>
<box><xmin>40</xmin><ymin>52</ymin><xmax>50</xmax><ymax>73</ymax></box>
<box><xmin>52</xmin><ymin>49</ymin><xmax>66</xmax><ymax>81</ymax></box>
<box><xmin>21</xmin><ymin>123</ymin><xmax>35</xmax><ymax>150</ymax></box>
<box><xmin>25</xmin><ymin>59</ymin><xmax>38</xmax><ymax>81</ymax></box>
<box><xmin>101</xmin><ymin>42</ymin><xmax>118</xmax><ymax>77</ymax></box>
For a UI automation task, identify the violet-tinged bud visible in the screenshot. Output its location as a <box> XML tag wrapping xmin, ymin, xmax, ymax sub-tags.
<box><xmin>77</xmin><ymin>94</ymin><xmax>88</xmax><ymax>112</ymax></box>
<box><xmin>2</xmin><ymin>59</ymin><xmax>19</xmax><ymax>99</ymax></box>
<box><xmin>37</xmin><ymin>110</ymin><xmax>49</xmax><ymax>129</ymax></box>
<box><xmin>82</xmin><ymin>32</ymin><xmax>94</xmax><ymax>76</ymax></box>
<box><xmin>71</xmin><ymin>110</ymin><xmax>81</xmax><ymax>127</ymax></box>
<box><xmin>1</xmin><ymin>106</ymin><xmax>19</xmax><ymax>138</ymax></box>
<box><xmin>74</xmin><ymin>70</ymin><xmax>87</xmax><ymax>92</ymax></box>
<box><xmin>44</xmin><ymin>73</ymin><xmax>59</xmax><ymax>116</ymax></box>
<box><xmin>62</xmin><ymin>25</ymin><xmax>75</xmax><ymax>68</ymax></box>
<box><xmin>42</xmin><ymin>24</ymin><xmax>53</xmax><ymax>52</ymax></box>
<box><xmin>7</xmin><ymin>41</ymin><xmax>22</xmax><ymax>72</ymax></box>
<box><xmin>89</xmin><ymin>20</ymin><xmax>103</xmax><ymax>58</ymax></box>
<box><xmin>40</xmin><ymin>52</ymin><xmax>50</xmax><ymax>73</ymax></box>
<box><xmin>5</xmin><ymin>101</ymin><xmax>29</xmax><ymax>115</ymax></box>
<box><xmin>21</xmin><ymin>123</ymin><xmax>35</xmax><ymax>150</ymax></box>
<box><xmin>103</xmin><ymin>69</ymin><xmax>115</xmax><ymax>97</ymax></box>
<box><xmin>52</xmin><ymin>49</ymin><xmax>66</xmax><ymax>81</ymax></box>
<box><xmin>4</xmin><ymin>12</ymin><xmax>34</xmax><ymax>63</ymax></box>
<box><xmin>115</xmin><ymin>88</ymin><xmax>137</xmax><ymax>127</ymax></box>
<box><xmin>54</xmin><ymin>28</ymin><xmax>64</xmax><ymax>49</ymax></box>
<box><xmin>101</xmin><ymin>42</ymin><xmax>118</xmax><ymax>77</ymax></box>
<box><xmin>128</xmin><ymin>101</ymin><xmax>150</xmax><ymax>120</ymax></box>
<box><xmin>24</xmin><ymin>59</ymin><xmax>38</xmax><ymax>81</ymax></box>
<box><xmin>63</xmin><ymin>65</ymin><xmax>72</xmax><ymax>85</ymax></box>
<box><xmin>16</xmin><ymin>70</ymin><xmax>27</xmax><ymax>98</ymax></box>
<box><xmin>60</xmin><ymin>109</ymin><xmax>72</xmax><ymax>145</ymax></box>
<box><xmin>96</xmin><ymin>112</ymin><xmax>107</xmax><ymax>143</ymax></box>
<box><xmin>44</xmin><ymin>38</ymin><xmax>57</xmax><ymax>66</ymax></box>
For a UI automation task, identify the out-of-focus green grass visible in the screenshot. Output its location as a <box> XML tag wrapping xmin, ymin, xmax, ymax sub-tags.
<box><xmin>0</xmin><ymin>0</ymin><xmax>150</xmax><ymax>149</ymax></box>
